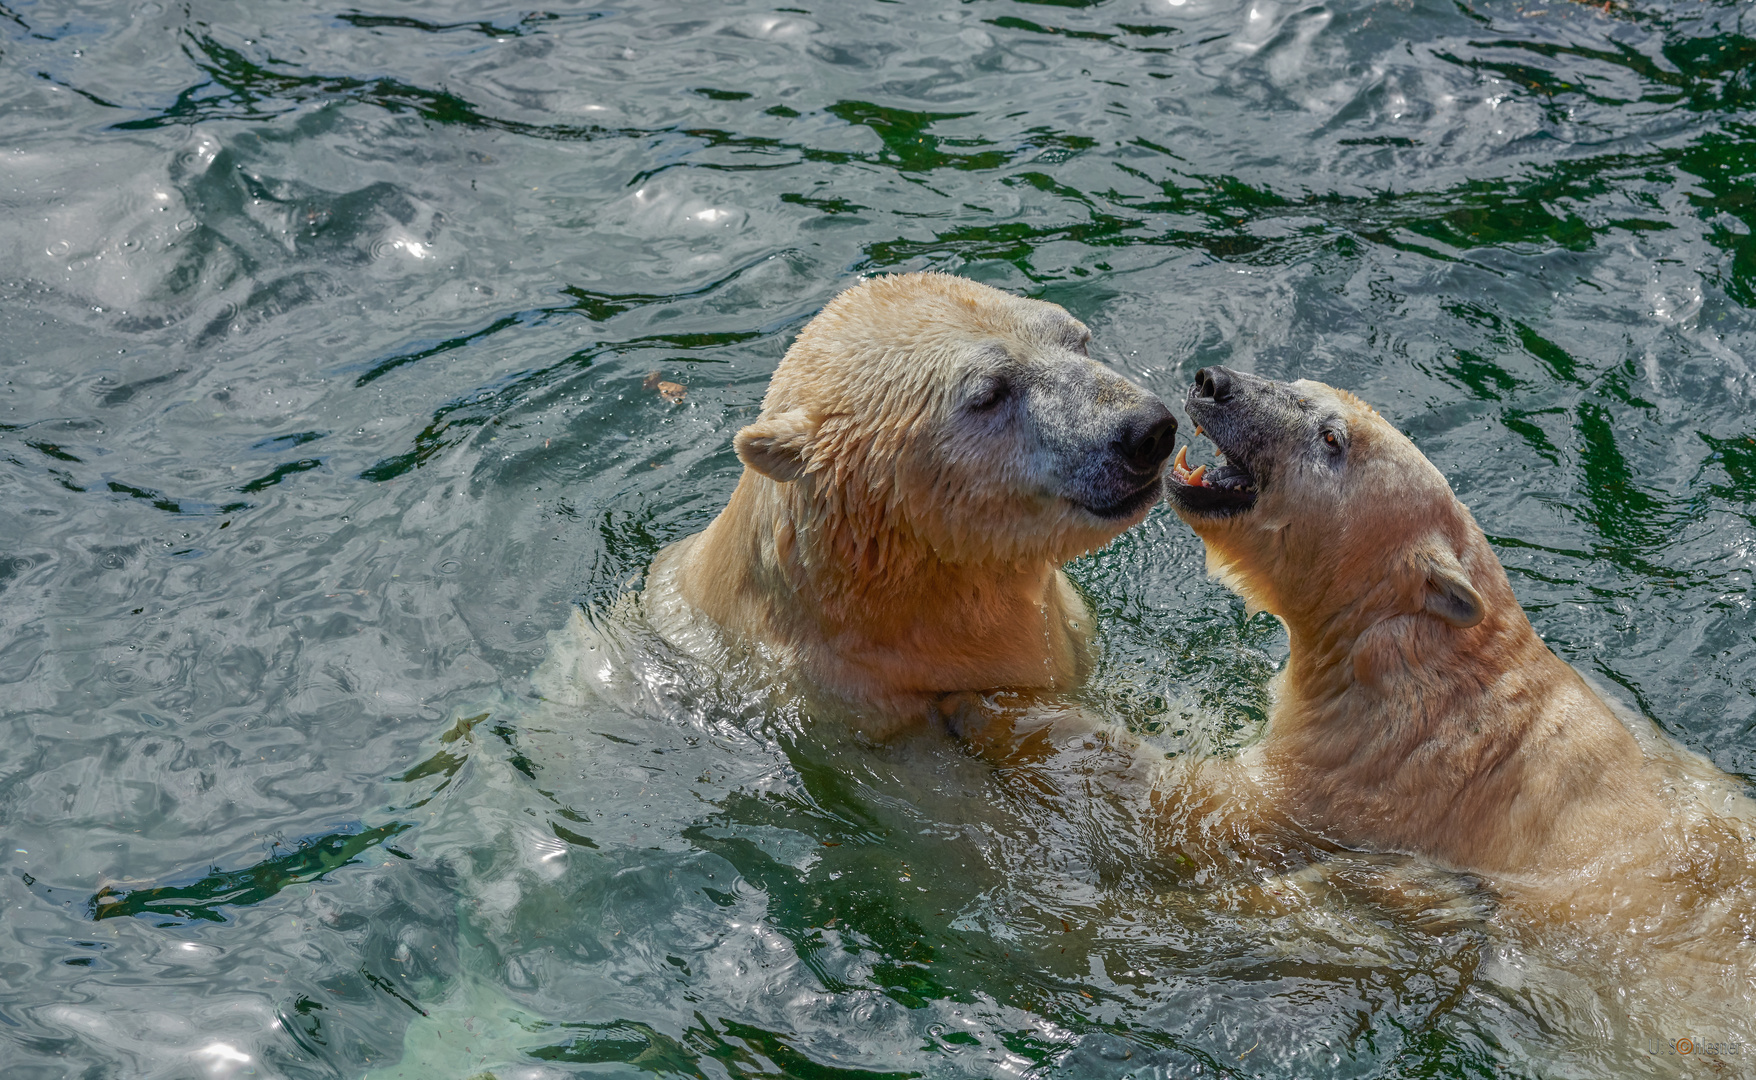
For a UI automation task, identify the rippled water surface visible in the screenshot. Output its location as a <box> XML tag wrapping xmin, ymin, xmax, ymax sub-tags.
<box><xmin>4</xmin><ymin>0</ymin><xmax>1756</xmax><ymax>1076</ymax></box>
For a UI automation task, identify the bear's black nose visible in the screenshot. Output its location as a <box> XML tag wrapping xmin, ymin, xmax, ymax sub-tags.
<box><xmin>1192</xmin><ymin>366</ymin><xmax>1235</xmax><ymax>404</ymax></box>
<box><xmin>1116</xmin><ymin>401</ymin><xmax>1177</xmax><ymax>472</ymax></box>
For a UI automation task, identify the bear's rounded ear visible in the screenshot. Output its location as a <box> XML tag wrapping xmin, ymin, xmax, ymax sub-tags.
<box><xmin>734</xmin><ymin>409</ymin><xmax>815</xmax><ymax>483</ymax></box>
<box><xmin>1420</xmin><ymin>548</ymin><xmax>1485</xmax><ymax>629</ymax></box>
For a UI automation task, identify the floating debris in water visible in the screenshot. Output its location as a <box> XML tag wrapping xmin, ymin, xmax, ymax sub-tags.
<box><xmin>643</xmin><ymin>370</ymin><xmax>687</xmax><ymax>404</ymax></box>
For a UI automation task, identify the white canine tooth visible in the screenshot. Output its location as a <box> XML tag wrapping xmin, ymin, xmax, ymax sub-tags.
<box><xmin>1186</xmin><ymin>464</ymin><xmax>1208</xmax><ymax>486</ymax></box>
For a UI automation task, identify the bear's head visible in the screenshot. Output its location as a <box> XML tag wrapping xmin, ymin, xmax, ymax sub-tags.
<box><xmin>734</xmin><ymin>272</ymin><xmax>1175</xmax><ymax>571</ymax></box>
<box><xmin>1166</xmin><ymin>366</ymin><xmax>1492</xmax><ymax>637</ymax></box>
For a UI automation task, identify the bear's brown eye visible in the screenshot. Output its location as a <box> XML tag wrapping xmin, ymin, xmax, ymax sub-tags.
<box><xmin>1322</xmin><ymin>430</ymin><xmax>1341</xmax><ymax>450</ymax></box>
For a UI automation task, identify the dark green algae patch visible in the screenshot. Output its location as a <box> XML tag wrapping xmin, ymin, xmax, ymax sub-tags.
<box><xmin>0</xmin><ymin>0</ymin><xmax>1754</xmax><ymax>1076</ymax></box>
<box><xmin>82</xmin><ymin>822</ymin><xmax>413</xmax><ymax>926</ymax></box>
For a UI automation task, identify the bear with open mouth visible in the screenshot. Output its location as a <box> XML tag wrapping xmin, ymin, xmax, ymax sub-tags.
<box><xmin>1165</xmin><ymin>365</ymin><xmax>1756</xmax><ymax>1006</ymax></box>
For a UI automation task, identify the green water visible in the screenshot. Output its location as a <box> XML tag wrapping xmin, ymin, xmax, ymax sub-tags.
<box><xmin>2</xmin><ymin>0</ymin><xmax>1753</xmax><ymax>1076</ymax></box>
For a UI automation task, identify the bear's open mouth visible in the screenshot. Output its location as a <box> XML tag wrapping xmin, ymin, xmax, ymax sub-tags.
<box><xmin>1167</xmin><ymin>428</ymin><xmax>1257</xmax><ymax>516</ymax></box>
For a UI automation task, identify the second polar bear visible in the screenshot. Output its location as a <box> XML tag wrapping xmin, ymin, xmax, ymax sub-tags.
<box><xmin>1164</xmin><ymin>367</ymin><xmax>1756</xmax><ymax>981</ymax></box>
<box><xmin>641</xmin><ymin>272</ymin><xmax>1175</xmax><ymax>728</ymax></box>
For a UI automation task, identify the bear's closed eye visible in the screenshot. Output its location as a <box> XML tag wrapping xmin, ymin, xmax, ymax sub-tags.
<box><xmin>968</xmin><ymin>378</ymin><xmax>1011</xmax><ymax>412</ymax></box>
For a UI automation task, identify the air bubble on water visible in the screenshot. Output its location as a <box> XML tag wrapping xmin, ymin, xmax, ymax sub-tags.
<box><xmin>373</xmin><ymin>232</ymin><xmax>431</xmax><ymax>260</ymax></box>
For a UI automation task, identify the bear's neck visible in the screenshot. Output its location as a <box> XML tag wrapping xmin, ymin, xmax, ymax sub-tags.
<box><xmin>675</xmin><ymin>471</ymin><xmax>1091</xmax><ymax>712</ymax></box>
<box><xmin>1261</xmin><ymin>552</ymin><xmax>1656</xmax><ymax>874</ymax></box>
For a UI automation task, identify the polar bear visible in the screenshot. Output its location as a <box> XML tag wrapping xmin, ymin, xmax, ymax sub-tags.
<box><xmin>639</xmin><ymin>272</ymin><xmax>1174</xmax><ymax>728</ymax></box>
<box><xmin>1164</xmin><ymin>366</ymin><xmax>1756</xmax><ymax>950</ymax></box>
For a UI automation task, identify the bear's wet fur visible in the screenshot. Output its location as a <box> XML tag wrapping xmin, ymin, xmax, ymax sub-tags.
<box><xmin>1166</xmin><ymin>367</ymin><xmax>1756</xmax><ymax>1019</ymax></box>
<box><xmin>645</xmin><ymin>272</ymin><xmax>1173</xmax><ymax>730</ymax></box>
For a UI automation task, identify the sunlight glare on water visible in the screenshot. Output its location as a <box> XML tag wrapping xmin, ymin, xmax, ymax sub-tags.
<box><xmin>1</xmin><ymin>0</ymin><xmax>1755</xmax><ymax>1076</ymax></box>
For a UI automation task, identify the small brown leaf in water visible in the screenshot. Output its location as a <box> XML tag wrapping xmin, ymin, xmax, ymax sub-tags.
<box><xmin>657</xmin><ymin>381</ymin><xmax>687</xmax><ymax>404</ymax></box>
<box><xmin>642</xmin><ymin>370</ymin><xmax>662</xmax><ymax>390</ymax></box>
